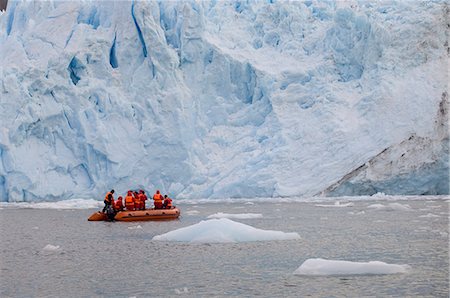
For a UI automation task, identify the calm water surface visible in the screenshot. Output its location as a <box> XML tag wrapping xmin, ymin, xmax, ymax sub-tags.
<box><xmin>1</xmin><ymin>199</ymin><xmax>448</xmax><ymax>297</ymax></box>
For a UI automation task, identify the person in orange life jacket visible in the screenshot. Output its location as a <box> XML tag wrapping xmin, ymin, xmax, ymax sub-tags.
<box><xmin>125</xmin><ymin>190</ymin><xmax>135</xmax><ymax>211</ymax></box>
<box><xmin>163</xmin><ymin>195</ymin><xmax>173</xmax><ymax>209</ymax></box>
<box><xmin>114</xmin><ymin>196</ymin><xmax>124</xmax><ymax>211</ymax></box>
<box><xmin>139</xmin><ymin>190</ymin><xmax>148</xmax><ymax>210</ymax></box>
<box><xmin>133</xmin><ymin>191</ymin><xmax>142</xmax><ymax>210</ymax></box>
<box><xmin>102</xmin><ymin>189</ymin><xmax>114</xmax><ymax>212</ymax></box>
<box><xmin>153</xmin><ymin>190</ymin><xmax>163</xmax><ymax>209</ymax></box>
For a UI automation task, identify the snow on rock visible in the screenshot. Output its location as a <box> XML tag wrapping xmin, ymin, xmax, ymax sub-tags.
<box><xmin>207</xmin><ymin>212</ymin><xmax>263</xmax><ymax>219</ymax></box>
<box><xmin>293</xmin><ymin>258</ymin><xmax>411</xmax><ymax>276</ymax></box>
<box><xmin>367</xmin><ymin>203</ymin><xmax>412</xmax><ymax>211</ymax></box>
<box><xmin>152</xmin><ymin>218</ymin><xmax>300</xmax><ymax>243</ymax></box>
<box><xmin>0</xmin><ymin>1</ymin><xmax>448</xmax><ymax>202</ymax></box>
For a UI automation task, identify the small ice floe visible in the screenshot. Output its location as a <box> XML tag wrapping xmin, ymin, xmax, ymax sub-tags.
<box><xmin>42</xmin><ymin>244</ymin><xmax>62</xmax><ymax>255</ymax></box>
<box><xmin>32</xmin><ymin>226</ymin><xmax>39</xmax><ymax>230</ymax></box>
<box><xmin>315</xmin><ymin>201</ymin><xmax>354</xmax><ymax>208</ymax></box>
<box><xmin>419</xmin><ymin>213</ymin><xmax>440</xmax><ymax>218</ymax></box>
<box><xmin>207</xmin><ymin>212</ymin><xmax>263</xmax><ymax>219</ymax></box>
<box><xmin>128</xmin><ymin>225</ymin><xmax>142</xmax><ymax>230</ymax></box>
<box><xmin>152</xmin><ymin>218</ymin><xmax>300</xmax><ymax>243</ymax></box>
<box><xmin>244</xmin><ymin>202</ymin><xmax>255</xmax><ymax>205</ymax></box>
<box><xmin>43</xmin><ymin>244</ymin><xmax>60</xmax><ymax>251</ymax></box>
<box><xmin>293</xmin><ymin>258</ymin><xmax>411</xmax><ymax>276</ymax></box>
<box><xmin>348</xmin><ymin>210</ymin><xmax>365</xmax><ymax>215</ymax></box>
<box><xmin>185</xmin><ymin>210</ymin><xmax>200</xmax><ymax>215</ymax></box>
<box><xmin>367</xmin><ymin>203</ymin><xmax>412</xmax><ymax>211</ymax></box>
<box><xmin>174</xmin><ymin>287</ymin><xmax>189</xmax><ymax>294</ymax></box>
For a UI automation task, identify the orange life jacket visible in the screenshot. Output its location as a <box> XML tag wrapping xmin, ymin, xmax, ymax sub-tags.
<box><xmin>142</xmin><ymin>194</ymin><xmax>148</xmax><ymax>201</ymax></box>
<box><xmin>153</xmin><ymin>193</ymin><xmax>163</xmax><ymax>202</ymax></box>
<box><xmin>164</xmin><ymin>198</ymin><xmax>172</xmax><ymax>208</ymax></box>
<box><xmin>133</xmin><ymin>193</ymin><xmax>138</xmax><ymax>202</ymax></box>
<box><xmin>104</xmin><ymin>192</ymin><xmax>113</xmax><ymax>203</ymax></box>
<box><xmin>125</xmin><ymin>195</ymin><xmax>134</xmax><ymax>204</ymax></box>
<box><xmin>115</xmin><ymin>197</ymin><xmax>123</xmax><ymax>209</ymax></box>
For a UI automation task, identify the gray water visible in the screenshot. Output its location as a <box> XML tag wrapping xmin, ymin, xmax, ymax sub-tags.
<box><xmin>1</xmin><ymin>199</ymin><xmax>448</xmax><ymax>297</ymax></box>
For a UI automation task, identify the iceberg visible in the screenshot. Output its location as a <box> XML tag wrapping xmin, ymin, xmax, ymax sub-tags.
<box><xmin>207</xmin><ymin>212</ymin><xmax>263</xmax><ymax>219</ymax></box>
<box><xmin>0</xmin><ymin>1</ymin><xmax>448</xmax><ymax>202</ymax></box>
<box><xmin>293</xmin><ymin>258</ymin><xmax>411</xmax><ymax>276</ymax></box>
<box><xmin>152</xmin><ymin>218</ymin><xmax>300</xmax><ymax>243</ymax></box>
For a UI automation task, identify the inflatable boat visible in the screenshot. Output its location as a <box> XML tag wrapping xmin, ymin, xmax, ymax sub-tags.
<box><xmin>88</xmin><ymin>207</ymin><xmax>180</xmax><ymax>222</ymax></box>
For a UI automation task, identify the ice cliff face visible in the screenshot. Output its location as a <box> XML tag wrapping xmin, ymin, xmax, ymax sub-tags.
<box><xmin>0</xmin><ymin>1</ymin><xmax>448</xmax><ymax>202</ymax></box>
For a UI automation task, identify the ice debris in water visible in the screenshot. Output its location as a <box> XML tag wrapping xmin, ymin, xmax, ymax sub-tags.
<box><xmin>367</xmin><ymin>203</ymin><xmax>412</xmax><ymax>211</ymax></box>
<box><xmin>43</xmin><ymin>244</ymin><xmax>60</xmax><ymax>251</ymax></box>
<box><xmin>174</xmin><ymin>287</ymin><xmax>189</xmax><ymax>294</ymax></box>
<box><xmin>128</xmin><ymin>225</ymin><xmax>143</xmax><ymax>229</ymax></box>
<box><xmin>419</xmin><ymin>213</ymin><xmax>440</xmax><ymax>218</ymax></box>
<box><xmin>207</xmin><ymin>212</ymin><xmax>263</xmax><ymax>219</ymax></box>
<box><xmin>42</xmin><ymin>244</ymin><xmax>61</xmax><ymax>254</ymax></box>
<box><xmin>152</xmin><ymin>218</ymin><xmax>300</xmax><ymax>243</ymax></box>
<box><xmin>294</xmin><ymin>258</ymin><xmax>411</xmax><ymax>276</ymax></box>
<box><xmin>315</xmin><ymin>201</ymin><xmax>354</xmax><ymax>208</ymax></box>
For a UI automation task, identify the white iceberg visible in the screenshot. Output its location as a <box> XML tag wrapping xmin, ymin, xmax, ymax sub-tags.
<box><xmin>207</xmin><ymin>212</ymin><xmax>263</xmax><ymax>219</ymax></box>
<box><xmin>294</xmin><ymin>258</ymin><xmax>411</xmax><ymax>276</ymax></box>
<box><xmin>152</xmin><ymin>218</ymin><xmax>300</xmax><ymax>243</ymax></box>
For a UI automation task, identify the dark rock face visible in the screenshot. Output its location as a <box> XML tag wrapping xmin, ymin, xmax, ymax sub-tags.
<box><xmin>0</xmin><ymin>0</ymin><xmax>7</xmax><ymax>11</ymax></box>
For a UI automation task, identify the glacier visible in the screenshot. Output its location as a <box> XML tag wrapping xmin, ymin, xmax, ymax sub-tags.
<box><xmin>0</xmin><ymin>0</ymin><xmax>448</xmax><ymax>202</ymax></box>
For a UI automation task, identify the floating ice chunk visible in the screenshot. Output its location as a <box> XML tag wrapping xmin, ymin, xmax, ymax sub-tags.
<box><xmin>185</xmin><ymin>210</ymin><xmax>200</xmax><ymax>215</ymax></box>
<box><xmin>315</xmin><ymin>201</ymin><xmax>354</xmax><ymax>208</ymax></box>
<box><xmin>152</xmin><ymin>218</ymin><xmax>300</xmax><ymax>243</ymax></box>
<box><xmin>367</xmin><ymin>203</ymin><xmax>412</xmax><ymax>211</ymax></box>
<box><xmin>42</xmin><ymin>244</ymin><xmax>61</xmax><ymax>253</ymax></box>
<box><xmin>174</xmin><ymin>287</ymin><xmax>189</xmax><ymax>294</ymax></box>
<box><xmin>207</xmin><ymin>212</ymin><xmax>263</xmax><ymax>219</ymax></box>
<box><xmin>348</xmin><ymin>210</ymin><xmax>365</xmax><ymax>215</ymax></box>
<box><xmin>128</xmin><ymin>225</ymin><xmax>142</xmax><ymax>229</ymax></box>
<box><xmin>294</xmin><ymin>258</ymin><xmax>411</xmax><ymax>276</ymax></box>
<box><xmin>419</xmin><ymin>213</ymin><xmax>440</xmax><ymax>218</ymax></box>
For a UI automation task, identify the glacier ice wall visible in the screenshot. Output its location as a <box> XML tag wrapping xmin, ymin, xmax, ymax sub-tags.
<box><xmin>0</xmin><ymin>0</ymin><xmax>448</xmax><ymax>202</ymax></box>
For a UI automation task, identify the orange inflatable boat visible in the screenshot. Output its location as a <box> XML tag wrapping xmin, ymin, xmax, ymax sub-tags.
<box><xmin>88</xmin><ymin>207</ymin><xmax>181</xmax><ymax>222</ymax></box>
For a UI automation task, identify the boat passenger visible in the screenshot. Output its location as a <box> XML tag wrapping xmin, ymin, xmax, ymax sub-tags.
<box><xmin>125</xmin><ymin>190</ymin><xmax>135</xmax><ymax>211</ymax></box>
<box><xmin>106</xmin><ymin>204</ymin><xmax>116</xmax><ymax>221</ymax></box>
<box><xmin>102</xmin><ymin>189</ymin><xmax>114</xmax><ymax>213</ymax></box>
<box><xmin>163</xmin><ymin>195</ymin><xmax>173</xmax><ymax>209</ymax></box>
<box><xmin>133</xmin><ymin>191</ymin><xmax>141</xmax><ymax>210</ymax></box>
<box><xmin>114</xmin><ymin>196</ymin><xmax>124</xmax><ymax>211</ymax></box>
<box><xmin>153</xmin><ymin>190</ymin><xmax>163</xmax><ymax>209</ymax></box>
<box><xmin>139</xmin><ymin>190</ymin><xmax>148</xmax><ymax>210</ymax></box>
